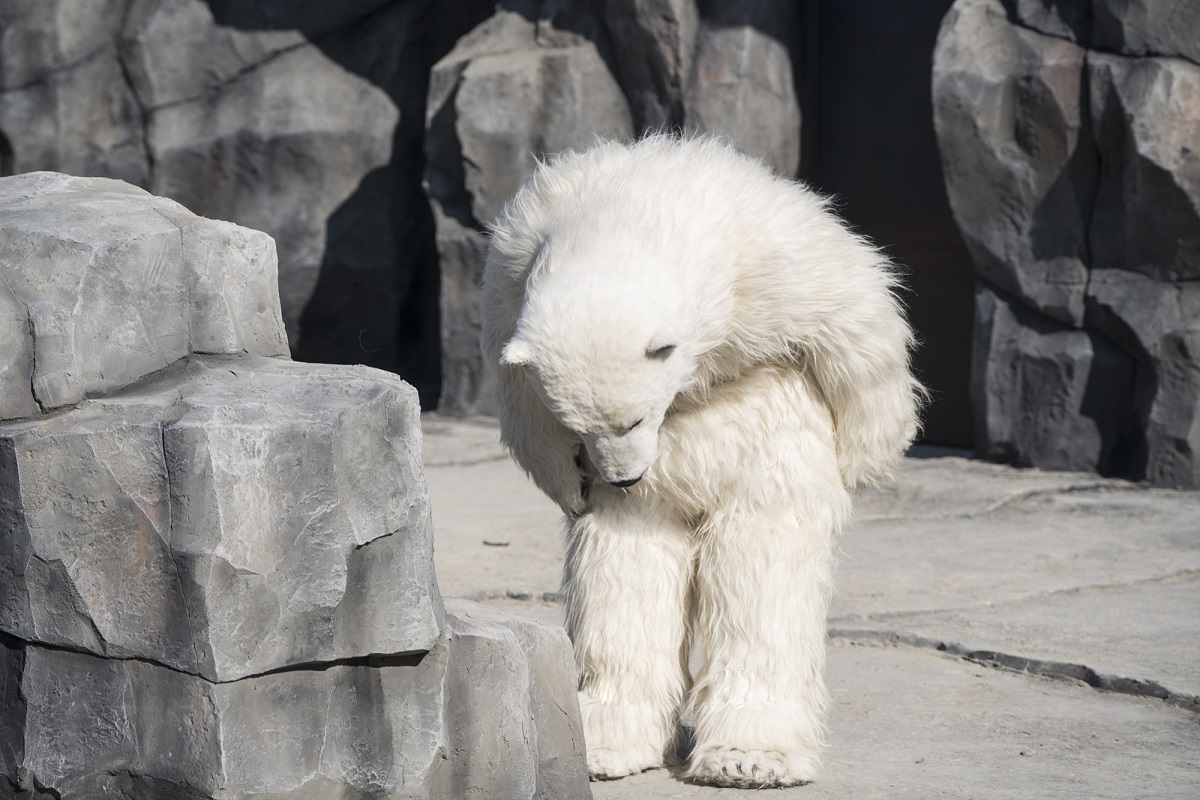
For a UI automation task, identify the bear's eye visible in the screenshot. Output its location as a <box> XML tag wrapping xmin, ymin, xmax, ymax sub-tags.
<box><xmin>623</xmin><ymin>418</ymin><xmax>643</xmax><ymax>434</ymax></box>
<box><xmin>647</xmin><ymin>343</ymin><xmax>676</xmax><ymax>360</ymax></box>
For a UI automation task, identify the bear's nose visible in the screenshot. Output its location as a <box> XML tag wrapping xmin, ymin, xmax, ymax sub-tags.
<box><xmin>610</xmin><ymin>475</ymin><xmax>642</xmax><ymax>488</ymax></box>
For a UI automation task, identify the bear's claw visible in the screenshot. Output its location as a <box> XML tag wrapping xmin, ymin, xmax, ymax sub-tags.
<box><xmin>686</xmin><ymin>747</ymin><xmax>817</xmax><ymax>788</ymax></box>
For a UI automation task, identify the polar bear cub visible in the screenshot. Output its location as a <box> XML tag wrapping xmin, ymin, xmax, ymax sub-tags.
<box><xmin>481</xmin><ymin>135</ymin><xmax>922</xmax><ymax>788</ymax></box>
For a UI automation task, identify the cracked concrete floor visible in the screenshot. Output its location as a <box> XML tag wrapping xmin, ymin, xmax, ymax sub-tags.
<box><xmin>422</xmin><ymin>414</ymin><xmax>1200</xmax><ymax>799</ymax></box>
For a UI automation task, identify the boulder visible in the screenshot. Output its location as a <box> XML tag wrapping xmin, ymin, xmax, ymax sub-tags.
<box><xmin>0</xmin><ymin>172</ymin><xmax>288</xmax><ymax>419</ymax></box>
<box><xmin>685</xmin><ymin>0</ymin><xmax>801</xmax><ymax>177</ymax></box>
<box><xmin>603</xmin><ymin>0</ymin><xmax>699</xmax><ymax>132</ymax></box>
<box><xmin>2</xmin><ymin>602</ymin><xmax>590</xmax><ymax>800</ymax></box>
<box><xmin>933</xmin><ymin>0</ymin><xmax>1093</xmax><ymax>326</ymax></box>
<box><xmin>0</xmin><ymin>0</ymin><xmax>442</xmax><ymax>393</ymax></box>
<box><xmin>934</xmin><ymin>0</ymin><xmax>1200</xmax><ymax>486</ymax></box>
<box><xmin>0</xmin><ymin>355</ymin><xmax>444</xmax><ymax>681</ymax></box>
<box><xmin>0</xmin><ymin>0</ymin><xmax>128</xmax><ymax>89</ymax></box>
<box><xmin>972</xmin><ymin>283</ymin><xmax>1137</xmax><ymax>476</ymax></box>
<box><xmin>1086</xmin><ymin>270</ymin><xmax>1200</xmax><ymax>488</ymax></box>
<box><xmin>1001</xmin><ymin>0</ymin><xmax>1200</xmax><ymax>63</ymax></box>
<box><xmin>0</xmin><ymin>50</ymin><xmax>148</xmax><ymax>190</ymax></box>
<box><xmin>124</xmin><ymin>0</ymin><xmax>419</xmax><ymax>359</ymax></box>
<box><xmin>0</xmin><ymin>171</ymin><xmax>591</xmax><ymax>797</ymax></box>
<box><xmin>1087</xmin><ymin>53</ymin><xmax>1200</xmax><ymax>283</ymax></box>
<box><xmin>0</xmin><ymin>0</ymin><xmax>148</xmax><ymax>187</ymax></box>
<box><xmin>424</xmin><ymin>5</ymin><xmax>634</xmax><ymax>415</ymax></box>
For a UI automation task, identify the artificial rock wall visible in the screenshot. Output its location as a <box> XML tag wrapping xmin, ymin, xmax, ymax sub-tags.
<box><xmin>427</xmin><ymin>0</ymin><xmax>802</xmax><ymax>414</ymax></box>
<box><xmin>933</xmin><ymin>0</ymin><xmax>1200</xmax><ymax>487</ymax></box>
<box><xmin>0</xmin><ymin>0</ymin><xmax>443</xmax><ymax>402</ymax></box>
<box><xmin>0</xmin><ymin>0</ymin><xmax>803</xmax><ymax>416</ymax></box>
<box><xmin>0</xmin><ymin>173</ymin><xmax>590</xmax><ymax>800</ymax></box>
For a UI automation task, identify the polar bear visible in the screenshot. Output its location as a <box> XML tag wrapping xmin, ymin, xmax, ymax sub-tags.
<box><xmin>481</xmin><ymin>135</ymin><xmax>922</xmax><ymax>788</ymax></box>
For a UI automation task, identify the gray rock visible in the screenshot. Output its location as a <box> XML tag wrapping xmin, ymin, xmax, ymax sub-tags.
<box><xmin>0</xmin><ymin>172</ymin><xmax>288</xmax><ymax>418</ymax></box>
<box><xmin>0</xmin><ymin>36</ymin><xmax>149</xmax><ymax>187</ymax></box>
<box><xmin>0</xmin><ymin>355</ymin><xmax>444</xmax><ymax>681</ymax></box>
<box><xmin>0</xmin><ymin>0</ymin><xmax>128</xmax><ymax>89</ymax></box>
<box><xmin>444</xmin><ymin>600</ymin><xmax>590</xmax><ymax>800</ymax></box>
<box><xmin>425</xmin><ymin>7</ymin><xmax>633</xmax><ymax>415</ymax></box>
<box><xmin>934</xmin><ymin>0</ymin><xmax>1200</xmax><ymax>486</ymax></box>
<box><xmin>1086</xmin><ymin>270</ymin><xmax>1200</xmax><ymax>488</ymax></box>
<box><xmin>972</xmin><ymin>283</ymin><xmax>1137</xmax><ymax>476</ymax></box>
<box><xmin>999</xmin><ymin>0</ymin><xmax>1091</xmax><ymax>42</ymax></box>
<box><xmin>0</xmin><ymin>0</ymin><xmax>442</xmax><ymax>393</ymax></box>
<box><xmin>603</xmin><ymin>0</ymin><xmax>699</xmax><ymax>132</ymax></box>
<box><xmin>1002</xmin><ymin>0</ymin><xmax>1200</xmax><ymax>63</ymax></box>
<box><xmin>0</xmin><ymin>148</ymin><xmax>591</xmax><ymax>798</ymax></box>
<box><xmin>449</xmin><ymin>44</ymin><xmax>633</xmax><ymax>230</ymax></box>
<box><xmin>142</xmin><ymin>42</ymin><xmax>398</xmax><ymax>350</ymax></box>
<box><xmin>1088</xmin><ymin>53</ymin><xmax>1200</xmax><ymax>283</ymax></box>
<box><xmin>434</xmin><ymin>214</ymin><xmax>497</xmax><ymax>416</ymax></box>
<box><xmin>1090</xmin><ymin>0</ymin><xmax>1200</xmax><ymax>63</ymax></box>
<box><xmin>2</xmin><ymin>603</ymin><xmax>589</xmax><ymax>800</ymax></box>
<box><xmin>120</xmin><ymin>0</ymin><xmax>308</xmax><ymax>110</ymax></box>
<box><xmin>933</xmin><ymin>0</ymin><xmax>1093</xmax><ymax>326</ymax></box>
<box><xmin>685</xmin><ymin>0</ymin><xmax>801</xmax><ymax>177</ymax></box>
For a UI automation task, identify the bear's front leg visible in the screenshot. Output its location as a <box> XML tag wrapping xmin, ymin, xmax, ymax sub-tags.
<box><xmin>687</xmin><ymin>503</ymin><xmax>840</xmax><ymax>789</ymax></box>
<box><xmin>563</xmin><ymin>486</ymin><xmax>693</xmax><ymax>780</ymax></box>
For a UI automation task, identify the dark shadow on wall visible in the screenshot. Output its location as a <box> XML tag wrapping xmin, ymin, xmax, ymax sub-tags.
<box><xmin>0</xmin><ymin>129</ymin><xmax>12</xmax><ymax>177</ymax></box>
<box><xmin>202</xmin><ymin>0</ymin><xmax>492</xmax><ymax>409</ymax></box>
<box><xmin>801</xmin><ymin>0</ymin><xmax>976</xmax><ymax>447</ymax></box>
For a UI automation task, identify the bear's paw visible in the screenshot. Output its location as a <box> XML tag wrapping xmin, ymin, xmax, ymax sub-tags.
<box><xmin>686</xmin><ymin>746</ymin><xmax>818</xmax><ymax>788</ymax></box>
<box><xmin>587</xmin><ymin>745</ymin><xmax>664</xmax><ymax>781</ymax></box>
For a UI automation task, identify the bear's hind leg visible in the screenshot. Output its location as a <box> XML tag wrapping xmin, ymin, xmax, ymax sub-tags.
<box><xmin>564</xmin><ymin>488</ymin><xmax>693</xmax><ymax>780</ymax></box>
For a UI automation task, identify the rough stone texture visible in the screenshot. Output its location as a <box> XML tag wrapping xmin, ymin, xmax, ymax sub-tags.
<box><xmin>0</xmin><ymin>0</ymin><xmax>442</xmax><ymax>403</ymax></box>
<box><xmin>424</xmin><ymin>0</ymin><xmax>804</xmax><ymax>415</ymax></box>
<box><xmin>972</xmin><ymin>284</ymin><xmax>1138</xmax><ymax>474</ymax></box>
<box><xmin>933</xmin><ymin>0</ymin><xmax>1093</xmax><ymax>326</ymax></box>
<box><xmin>1003</xmin><ymin>0</ymin><xmax>1200</xmax><ymax>63</ymax></box>
<box><xmin>934</xmin><ymin>0</ymin><xmax>1200</xmax><ymax>486</ymax></box>
<box><xmin>0</xmin><ymin>175</ymin><xmax>591</xmax><ymax>798</ymax></box>
<box><xmin>0</xmin><ymin>0</ymin><xmax>809</xmax><ymax>416</ymax></box>
<box><xmin>684</xmin><ymin>0</ymin><xmax>801</xmax><ymax>177</ymax></box>
<box><xmin>0</xmin><ymin>0</ymin><xmax>149</xmax><ymax>187</ymax></box>
<box><xmin>0</xmin><ymin>355</ymin><xmax>443</xmax><ymax>681</ymax></box>
<box><xmin>2</xmin><ymin>602</ymin><xmax>589</xmax><ymax>800</ymax></box>
<box><xmin>603</xmin><ymin>0</ymin><xmax>698</xmax><ymax>132</ymax></box>
<box><xmin>1087</xmin><ymin>53</ymin><xmax>1200</xmax><ymax>283</ymax></box>
<box><xmin>0</xmin><ymin>171</ymin><xmax>288</xmax><ymax>419</ymax></box>
<box><xmin>1085</xmin><ymin>270</ymin><xmax>1200</xmax><ymax>487</ymax></box>
<box><xmin>424</xmin><ymin>4</ymin><xmax>635</xmax><ymax>416</ymax></box>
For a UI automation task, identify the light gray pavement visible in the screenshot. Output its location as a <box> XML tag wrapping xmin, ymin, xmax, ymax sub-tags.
<box><xmin>421</xmin><ymin>414</ymin><xmax>1200</xmax><ymax>799</ymax></box>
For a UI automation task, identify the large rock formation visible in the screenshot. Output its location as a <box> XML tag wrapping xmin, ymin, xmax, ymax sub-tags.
<box><xmin>933</xmin><ymin>0</ymin><xmax>1200</xmax><ymax>487</ymax></box>
<box><xmin>2</xmin><ymin>603</ymin><xmax>586</xmax><ymax>799</ymax></box>
<box><xmin>0</xmin><ymin>0</ymin><xmax>441</xmax><ymax>402</ymax></box>
<box><xmin>0</xmin><ymin>173</ymin><xmax>590</xmax><ymax>799</ymax></box>
<box><xmin>0</xmin><ymin>0</ymin><xmax>806</xmax><ymax>416</ymax></box>
<box><xmin>426</xmin><ymin>0</ymin><xmax>803</xmax><ymax>415</ymax></box>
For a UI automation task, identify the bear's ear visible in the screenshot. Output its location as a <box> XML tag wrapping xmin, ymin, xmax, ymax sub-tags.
<box><xmin>646</xmin><ymin>333</ymin><xmax>678</xmax><ymax>360</ymax></box>
<box><xmin>500</xmin><ymin>338</ymin><xmax>533</xmax><ymax>366</ymax></box>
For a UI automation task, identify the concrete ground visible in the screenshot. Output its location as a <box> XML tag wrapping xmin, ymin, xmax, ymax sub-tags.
<box><xmin>421</xmin><ymin>414</ymin><xmax>1200</xmax><ymax>799</ymax></box>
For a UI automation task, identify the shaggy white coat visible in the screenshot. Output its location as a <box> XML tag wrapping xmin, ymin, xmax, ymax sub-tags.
<box><xmin>481</xmin><ymin>135</ymin><xmax>922</xmax><ymax>788</ymax></box>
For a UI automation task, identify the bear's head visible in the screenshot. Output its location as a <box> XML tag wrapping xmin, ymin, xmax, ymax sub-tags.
<box><xmin>498</xmin><ymin>241</ymin><xmax>708</xmax><ymax>488</ymax></box>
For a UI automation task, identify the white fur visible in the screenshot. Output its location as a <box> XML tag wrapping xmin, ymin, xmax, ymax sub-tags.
<box><xmin>481</xmin><ymin>135</ymin><xmax>922</xmax><ymax>787</ymax></box>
